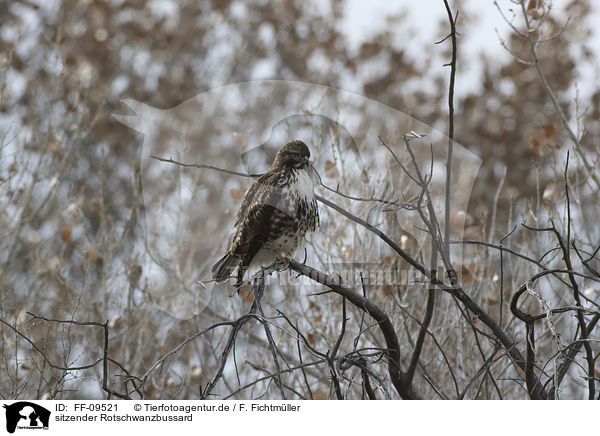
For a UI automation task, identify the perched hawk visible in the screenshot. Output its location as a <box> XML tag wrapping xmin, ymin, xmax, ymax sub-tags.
<box><xmin>212</xmin><ymin>140</ymin><xmax>319</xmax><ymax>283</ymax></box>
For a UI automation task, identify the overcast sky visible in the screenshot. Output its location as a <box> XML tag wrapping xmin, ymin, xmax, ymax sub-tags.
<box><xmin>342</xmin><ymin>0</ymin><xmax>600</xmax><ymax>101</ymax></box>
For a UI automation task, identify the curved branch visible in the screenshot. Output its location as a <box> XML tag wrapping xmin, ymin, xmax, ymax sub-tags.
<box><xmin>289</xmin><ymin>260</ymin><xmax>419</xmax><ymax>399</ymax></box>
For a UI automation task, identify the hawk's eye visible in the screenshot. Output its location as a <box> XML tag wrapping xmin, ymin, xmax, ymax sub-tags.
<box><xmin>291</xmin><ymin>153</ymin><xmax>300</xmax><ymax>159</ymax></box>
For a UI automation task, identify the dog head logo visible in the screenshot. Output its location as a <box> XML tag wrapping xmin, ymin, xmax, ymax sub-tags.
<box><xmin>3</xmin><ymin>402</ymin><xmax>50</xmax><ymax>433</ymax></box>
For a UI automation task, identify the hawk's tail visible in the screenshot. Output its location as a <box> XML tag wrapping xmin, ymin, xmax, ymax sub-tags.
<box><xmin>211</xmin><ymin>251</ymin><xmax>239</xmax><ymax>283</ymax></box>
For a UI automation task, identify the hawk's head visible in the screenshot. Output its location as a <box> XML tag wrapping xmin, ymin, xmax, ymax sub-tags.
<box><xmin>273</xmin><ymin>140</ymin><xmax>311</xmax><ymax>170</ymax></box>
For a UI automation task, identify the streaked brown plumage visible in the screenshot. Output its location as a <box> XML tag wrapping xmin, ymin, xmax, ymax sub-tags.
<box><xmin>212</xmin><ymin>140</ymin><xmax>319</xmax><ymax>283</ymax></box>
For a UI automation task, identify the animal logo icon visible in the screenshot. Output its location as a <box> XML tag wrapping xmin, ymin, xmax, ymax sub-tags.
<box><xmin>3</xmin><ymin>402</ymin><xmax>51</xmax><ymax>433</ymax></box>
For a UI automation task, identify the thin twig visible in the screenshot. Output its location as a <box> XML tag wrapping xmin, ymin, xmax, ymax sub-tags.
<box><xmin>441</xmin><ymin>0</ymin><xmax>458</xmax><ymax>257</ymax></box>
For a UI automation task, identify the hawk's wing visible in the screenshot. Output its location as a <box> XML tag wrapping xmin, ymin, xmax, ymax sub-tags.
<box><xmin>230</xmin><ymin>172</ymin><xmax>275</xmax><ymax>244</ymax></box>
<box><xmin>231</xmin><ymin>171</ymin><xmax>293</xmax><ymax>266</ymax></box>
<box><xmin>232</xmin><ymin>177</ymin><xmax>262</xmax><ymax>233</ymax></box>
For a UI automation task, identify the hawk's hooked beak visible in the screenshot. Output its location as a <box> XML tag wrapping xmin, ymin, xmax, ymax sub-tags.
<box><xmin>302</xmin><ymin>157</ymin><xmax>310</xmax><ymax>167</ymax></box>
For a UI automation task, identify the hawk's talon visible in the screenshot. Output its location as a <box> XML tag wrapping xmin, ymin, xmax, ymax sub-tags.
<box><xmin>276</xmin><ymin>256</ymin><xmax>292</xmax><ymax>270</ymax></box>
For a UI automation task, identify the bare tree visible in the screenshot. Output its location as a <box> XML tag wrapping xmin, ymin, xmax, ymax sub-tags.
<box><xmin>1</xmin><ymin>0</ymin><xmax>598</xmax><ymax>400</ymax></box>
